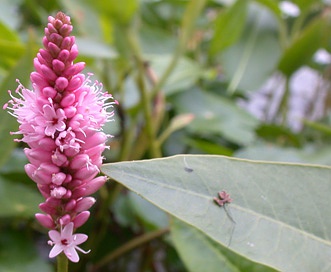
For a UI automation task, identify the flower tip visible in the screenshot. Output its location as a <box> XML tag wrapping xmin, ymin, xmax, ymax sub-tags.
<box><xmin>55</xmin><ymin>12</ymin><xmax>71</xmax><ymax>25</ymax></box>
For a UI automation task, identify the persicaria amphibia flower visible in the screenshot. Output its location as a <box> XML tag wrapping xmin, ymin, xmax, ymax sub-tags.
<box><xmin>48</xmin><ymin>222</ymin><xmax>90</xmax><ymax>263</ymax></box>
<box><xmin>4</xmin><ymin>12</ymin><xmax>117</xmax><ymax>262</ymax></box>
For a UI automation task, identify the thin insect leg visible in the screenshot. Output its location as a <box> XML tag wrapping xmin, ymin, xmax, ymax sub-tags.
<box><xmin>224</xmin><ymin>205</ymin><xmax>235</xmax><ymax>224</ymax></box>
<box><xmin>224</xmin><ymin>204</ymin><xmax>236</xmax><ymax>247</ymax></box>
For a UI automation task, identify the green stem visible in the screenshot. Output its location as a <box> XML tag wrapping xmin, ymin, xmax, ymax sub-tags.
<box><xmin>57</xmin><ymin>253</ymin><xmax>68</xmax><ymax>272</ymax></box>
<box><xmin>227</xmin><ymin>20</ymin><xmax>259</xmax><ymax>94</ymax></box>
<box><xmin>150</xmin><ymin>0</ymin><xmax>207</xmax><ymax>98</ymax></box>
<box><xmin>93</xmin><ymin>227</ymin><xmax>169</xmax><ymax>270</ymax></box>
<box><xmin>119</xmin><ymin>114</ymin><xmax>138</xmax><ymax>161</ymax></box>
<box><xmin>279</xmin><ymin>76</ymin><xmax>290</xmax><ymax>125</ymax></box>
<box><xmin>125</xmin><ymin>25</ymin><xmax>161</xmax><ymax>158</ymax></box>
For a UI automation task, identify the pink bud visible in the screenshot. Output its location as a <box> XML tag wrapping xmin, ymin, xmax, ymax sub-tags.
<box><xmin>37</xmin><ymin>184</ymin><xmax>50</xmax><ymax>198</ymax></box>
<box><xmin>68</xmin><ymin>44</ymin><xmax>79</xmax><ymax>62</ymax></box>
<box><xmin>59</xmin><ymin>24</ymin><xmax>73</xmax><ymax>36</ymax></box>
<box><xmin>60</xmin><ymin>93</ymin><xmax>75</xmax><ymax>107</ymax></box>
<box><xmin>25</xmin><ymin>164</ymin><xmax>37</xmax><ymax>182</ymax></box>
<box><xmin>69</xmin><ymin>113</ymin><xmax>84</xmax><ymax>130</ymax></box>
<box><xmin>33</xmin><ymin>163</ymin><xmax>60</xmax><ymax>185</ymax></box>
<box><xmin>75</xmin><ymin>197</ymin><xmax>96</xmax><ymax>212</ymax></box>
<box><xmin>49</xmin><ymin>33</ymin><xmax>63</xmax><ymax>47</ymax></box>
<box><xmin>38</xmin><ymin>138</ymin><xmax>57</xmax><ymax>151</ymax></box>
<box><xmin>63</xmin><ymin>62</ymin><xmax>85</xmax><ymax>77</ymax></box>
<box><xmin>37</xmin><ymin>53</ymin><xmax>48</xmax><ymax>66</ymax></box>
<box><xmin>39</xmin><ymin>49</ymin><xmax>52</xmax><ymax>64</ymax></box>
<box><xmin>42</xmin><ymin>87</ymin><xmax>57</xmax><ymax>98</ymax></box>
<box><xmin>70</xmin><ymin>154</ymin><xmax>90</xmax><ymax>169</ymax></box>
<box><xmin>61</xmin><ymin>36</ymin><xmax>74</xmax><ymax>49</ymax></box>
<box><xmin>64</xmin><ymin>199</ymin><xmax>76</xmax><ymax>211</ymax></box>
<box><xmin>53</xmin><ymin>18</ymin><xmax>63</xmax><ymax>29</ymax></box>
<box><xmin>24</xmin><ymin>148</ymin><xmax>52</xmax><ymax>165</ymax></box>
<box><xmin>63</xmin><ymin>143</ymin><xmax>81</xmax><ymax>157</ymax></box>
<box><xmin>71</xmin><ymin>187</ymin><xmax>86</xmax><ymax>199</ymax></box>
<box><xmin>55</xmin><ymin>77</ymin><xmax>69</xmax><ymax>91</ymax></box>
<box><xmin>39</xmin><ymin>202</ymin><xmax>57</xmax><ymax>214</ymax></box>
<box><xmin>30</xmin><ymin>72</ymin><xmax>48</xmax><ymax>90</ymax></box>
<box><xmin>70</xmin><ymin>179</ymin><xmax>83</xmax><ymax>187</ymax></box>
<box><xmin>51</xmin><ymin>149</ymin><xmax>68</xmax><ymax>166</ymax></box>
<box><xmin>52</xmin><ymin>59</ymin><xmax>65</xmax><ymax>74</ymax></box>
<box><xmin>48</xmin><ymin>43</ymin><xmax>61</xmax><ymax>58</ymax></box>
<box><xmin>51</xmin><ymin>186</ymin><xmax>67</xmax><ymax>198</ymax></box>
<box><xmin>59</xmin><ymin>214</ymin><xmax>71</xmax><ymax>225</ymax></box>
<box><xmin>74</xmin><ymin>166</ymin><xmax>99</xmax><ymax>182</ymax></box>
<box><xmin>33</xmin><ymin>58</ymin><xmax>42</xmax><ymax>74</ymax></box>
<box><xmin>81</xmin><ymin>176</ymin><xmax>107</xmax><ymax>196</ymax></box>
<box><xmin>67</xmin><ymin>74</ymin><xmax>84</xmax><ymax>91</ymax></box>
<box><xmin>82</xmin><ymin>132</ymin><xmax>108</xmax><ymax>149</ymax></box>
<box><xmin>41</xmin><ymin>64</ymin><xmax>57</xmax><ymax>81</ymax></box>
<box><xmin>47</xmin><ymin>23</ymin><xmax>57</xmax><ymax>34</ymax></box>
<box><xmin>35</xmin><ymin>213</ymin><xmax>55</xmax><ymax>229</ymax></box>
<box><xmin>46</xmin><ymin>197</ymin><xmax>62</xmax><ymax>207</ymax></box>
<box><xmin>73</xmin><ymin>211</ymin><xmax>90</xmax><ymax>228</ymax></box>
<box><xmin>63</xmin><ymin>189</ymin><xmax>72</xmax><ymax>199</ymax></box>
<box><xmin>63</xmin><ymin>174</ymin><xmax>72</xmax><ymax>184</ymax></box>
<box><xmin>58</xmin><ymin>49</ymin><xmax>70</xmax><ymax>62</ymax></box>
<box><xmin>42</xmin><ymin>36</ymin><xmax>49</xmax><ymax>49</ymax></box>
<box><xmin>84</xmin><ymin>144</ymin><xmax>106</xmax><ymax>161</ymax></box>
<box><xmin>51</xmin><ymin>172</ymin><xmax>66</xmax><ymax>185</ymax></box>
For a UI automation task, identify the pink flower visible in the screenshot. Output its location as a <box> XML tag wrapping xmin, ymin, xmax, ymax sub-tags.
<box><xmin>48</xmin><ymin>222</ymin><xmax>90</xmax><ymax>263</ymax></box>
<box><xmin>4</xmin><ymin>12</ymin><xmax>117</xmax><ymax>262</ymax></box>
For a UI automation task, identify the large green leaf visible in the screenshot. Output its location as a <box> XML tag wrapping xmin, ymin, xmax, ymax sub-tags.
<box><xmin>101</xmin><ymin>155</ymin><xmax>331</xmax><ymax>272</ymax></box>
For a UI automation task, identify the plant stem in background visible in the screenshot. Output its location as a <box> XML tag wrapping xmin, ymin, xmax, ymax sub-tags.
<box><xmin>150</xmin><ymin>0</ymin><xmax>208</xmax><ymax>98</ymax></box>
<box><xmin>93</xmin><ymin>227</ymin><xmax>170</xmax><ymax>270</ymax></box>
<box><xmin>125</xmin><ymin>26</ymin><xmax>162</xmax><ymax>158</ymax></box>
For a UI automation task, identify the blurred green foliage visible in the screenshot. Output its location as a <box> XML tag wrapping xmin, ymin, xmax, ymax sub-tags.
<box><xmin>1</xmin><ymin>0</ymin><xmax>331</xmax><ymax>271</ymax></box>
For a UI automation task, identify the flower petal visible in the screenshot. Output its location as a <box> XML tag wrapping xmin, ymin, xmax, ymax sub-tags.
<box><xmin>48</xmin><ymin>229</ymin><xmax>61</xmax><ymax>243</ymax></box>
<box><xmin>64</xmin><ymin>247</ymin><xmax>79</xmax><ymax>263</ymax></box>
<box><xmin>49</xmin><ymin>244</ymin><xmax>64</xmax><ymax>258</ymax></box>
<box><xmin>73</xmin><ymin>233</ymin><xmax>88</xmax><ymax>245</ymax></box>
<box><xmin>62</xmin><ymin>222</ymin><xmax>74</xmax><ymax>240</ymax></box>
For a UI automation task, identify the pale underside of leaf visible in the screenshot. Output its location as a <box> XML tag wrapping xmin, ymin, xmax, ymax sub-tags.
<box><xmin>101</xmin><ymin>155</ymin><xmax>331</xmax><ymax>272</ymax></box>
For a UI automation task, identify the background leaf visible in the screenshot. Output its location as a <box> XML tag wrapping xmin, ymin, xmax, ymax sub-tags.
<box><xmin>102</xmin><ymin>155</ymin><xmax>331</xmax><ymax>272</ymax></box>
<box><xmin>0</xmin><ymin>229</ymin><xmax>52</xmax><ymax>272</ymax></box>
<box><xmin>0</xmin><ymin>38</ymin><xmax>37</xmax><ymax>168</ymax></box>
<box><xmin>172</xmin><ymin>88</ymin><xmax>258</xmax><ymax>145</ymax></box>
<box><xmin>0</xmin><ymin>175</ymin><xmax>42</xmax><ymax>218</ymax></box>
<box><xmin>278</xmin><ymin>16</ymin><xmax>331</xmax><ymax>76</ymax></box>
<box><xmin>209</xmin><ymin>0</ymin><xmax>248</xmax><ymax>55</ymax></box>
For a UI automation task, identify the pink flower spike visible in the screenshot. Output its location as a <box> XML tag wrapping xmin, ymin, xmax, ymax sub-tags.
<box><xmin>4</xmin><ymin>12</ymin><xmax>117</xmax><ymax>261</ymax></box>
<box><xmin>48</xmin><ymin>222</ymin><xmax>90</xmax><ymax>263</ymax></box>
